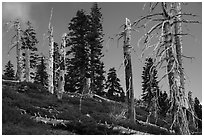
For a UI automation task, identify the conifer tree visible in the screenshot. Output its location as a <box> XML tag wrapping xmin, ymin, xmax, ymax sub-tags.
<box><xmin>105</xmin><ymin>67</ymin><xmax>125</xmax><ymax>102</ymax></box>
<box><xmin>21</xmin><ymin>21</ymin><xmax>38</xmax><ymax>81</ymax></box>
<box><xmin>88</xmin><ymin>3</ymin><xmax>105</xmax><ymax>95</ymax></box>
<box><xmin>141</xmin><ymin>57</ymin><xmax>160</xmax><ymax>110</ymax></box>
<box><xmin>3</xmin><ymin>61</ymin><xmax>15</xmax><ymax>80</ymax></box>
<box><xmin>158</xmin><ymin>91</ymin><xmax>170</xmax><ymax>117</ymax></box>
<box><xmin>34</xmin><ymin>55</ymin><xmax>48</xmax><ymax>88</ymax></box>
<box><xmin>66</xmin><ymin>9</ymin><xmax>91</xmax><ymax>93</ymax></box>
<box><xmin>194</xmin><ymin>97</ymin><xmax>202</xmax><ymax>129</ymax></box>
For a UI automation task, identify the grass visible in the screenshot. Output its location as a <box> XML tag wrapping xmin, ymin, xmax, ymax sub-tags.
<box><xmin>2</xmin><ymin>81</ymin><xmax>177</xmax><ymax>135</ymax></box>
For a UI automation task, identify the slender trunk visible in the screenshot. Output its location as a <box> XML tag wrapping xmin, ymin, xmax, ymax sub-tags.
<box><xmin>16</xmin><ymin>21</ymin><xmax>22</xmax><ymax>81</ymax></box>
<box><xmin>48</xmin><ymin>26</ymin><xmax>54</xmax><ymax>94</ymax></box>
<box><xmin>57</xmin><ymin>33</ymin><xmax>66</xmax><ymax>99</ymax></box>
<box><xmin>25</xmin><ymin>48</ymin><xmax>30</xmax><ymax>82</ymax></box>
<box><xmin>123</xmin><ymin>18</ymin><xmax>135</xmax><ymax>122</ymax></box>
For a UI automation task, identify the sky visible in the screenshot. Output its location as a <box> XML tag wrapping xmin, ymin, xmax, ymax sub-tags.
<box><xmin>1</xmin><ymin>2</ymin><xmax>202</xmax><ymax>102</ymax></box>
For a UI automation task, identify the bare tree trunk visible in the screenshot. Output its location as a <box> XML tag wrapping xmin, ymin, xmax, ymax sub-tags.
<box><xmin>172</xmin><ymin>3</ymin><xmax>190</xmax><ymax>134</ymax></box>
<box><xmin>48</xmin><ymin>26</ymin><xmax>54</xmax><ymax>94</ymax></box>
<box><xmin>25</xmin><ymin>48</ymin><xmax>30</xmax><ymax>82</ymax></box>
<box><xmin>123</xmin><ymin>18</ymin><xmax>135</xmax><ymax>122</ymax></box>
<box><xmin>15</xmin><ymin>20</ymin><xmax>22</xmax><ymax>82</ymax></box>
<box><xmin>162</xmin><ymin>2</ymin><xmax>190</xmax><ymax>134</ymax></box>
<box><xmin>57</xmin><ymin>33</ymin><xmax>66</xmax><ymax>99</ymax></box>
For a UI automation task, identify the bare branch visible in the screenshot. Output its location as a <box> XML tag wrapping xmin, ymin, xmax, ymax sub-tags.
<box><xmin>132</xmin><ymin>13</ymin><xmax>163</xmax><ymax>27</ymax></box>
<box><xmin>175</xmin><ymin>19</ymin><xmax>200</xmax><ymax>24</ymax></box>
<box><xmin>8</xmin><ymin>42</ymin><xmax>17</xmax><ymax>54</ymax></box>
<box><xmin>144</xmin><ymin>22</ymin><xmax>163</xmax><ymax>44</ymax></box>
<box><xmin>150</xmin><ymin>2</ymin><xmax>159</xmax><ymax>12</ymax></box>
<box><xmin>182</xmin><ymin>55</ymin><xmax>195</xmax><ymax>61</ymax></box>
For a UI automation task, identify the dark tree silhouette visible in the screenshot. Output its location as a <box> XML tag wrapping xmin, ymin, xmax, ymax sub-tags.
<box><xmin>105</xmin><ymin>67</ymin><xmax>125</xmax><ymax>102</ymax></box>
<box><xmin>65</xmin><ymin>9</ymin><xmax>91</xmax><ymax>93</ymax></box>
<box><xmin>34</xmin><ymin>55</ymin><xmax>48</xmax><ymax>88</ymax></box>
<box><xmin>194</xmin><ymin>97</ymin><xmax>202</xmax><ymax>129</ymax></box>
<box><xmin>158</xmin><ymin>91</ymin><xmax>170</xmax><ymax>117</ymax></box>
<box><xmin>141</xmin><ymin>57</ymin><xmax>160</xmax><ymax>110</ymax></box>
<box><xmin>88</xmin><ymin>3</ymin><xmax>105</xmax><ymax>95</ymax></box>
<box><xmin>3</xmin><ymin>61</ymin><xmax>15</xmax><ymax>80</ymax></box>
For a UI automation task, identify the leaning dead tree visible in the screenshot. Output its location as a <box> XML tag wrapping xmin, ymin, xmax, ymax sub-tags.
<box><xmin>57</xmin><ymin>33</ymin><xmax>67</xmax><ymax>99</ymax></box>
<box><xmin>7</xmin><ymin>20</ymin><xmax>23</xmax><ymax>82</ymax></box>
<box><xmin>132</xmin><ymin>2</ymin><xmax>199</xmax><ymax>134</ymax></box>
<box><xmin>48</xmin><ymin>8</ymin><xmax>54</xmax><ymax>94</ymax></box>
<box><xmin>123</xmin><ymin>18</ymin><xmax>135</xmax><ymax>122</ymax></box>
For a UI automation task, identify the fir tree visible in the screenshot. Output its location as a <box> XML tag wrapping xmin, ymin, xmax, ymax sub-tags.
<box><xmin>87</xmin><ymin>3</ymin><xmax>105</xmax><ymax>95</ymax></box>
<box><xmin>21</xmin><ymin>21</ymin><xmax>39</xmax><ymax>81</ymax></box>
<box><xmin>194</xmin><ymin>97</ymin><xmax>202</xmax><ymax>129</ymax></box>
<box><xmin>3</xmin><ymin>61</ymin><xmax>15</xmax><ymax>80</ymax></box>
<box><xmin>65</xmin><ymin>9</ymin><xmax>91</xmax><ymax>93</ymax></box>
<box><xmin>158</xmin><ymin>91</ymin><xmax>170</xmax><ymax>117</ymax></box>
<box><xmin>34</xmin><ymin>55</ymin><xmax>48</xmax><ymax>88</ymax></box>
<box><xmin>105</xmin><ymin>67</ymin><xmax>125</xmax><ymax>102</ymax></box>
<box><xmin>141</xmin><ymin>57</ymin><xmax>160</xmax><ymax>110</ymax></box>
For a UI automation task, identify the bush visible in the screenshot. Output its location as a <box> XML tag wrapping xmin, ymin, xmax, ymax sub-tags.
<box><xmin>17</xmin><ymin>82</ymin><xmax>48</xmax><ymax>94</ymax></box>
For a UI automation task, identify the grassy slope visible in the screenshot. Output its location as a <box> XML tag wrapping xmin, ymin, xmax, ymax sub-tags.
<box><xmin>2</xmin><ymin>81</ymin><xmax>174</xmax><ymax>135</ymax></box>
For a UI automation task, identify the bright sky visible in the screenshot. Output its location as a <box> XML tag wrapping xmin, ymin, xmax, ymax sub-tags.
<box><xmin>1</xmin><ymin>2</ymin><xmax>202</xmax><ymax>101</ymax></box>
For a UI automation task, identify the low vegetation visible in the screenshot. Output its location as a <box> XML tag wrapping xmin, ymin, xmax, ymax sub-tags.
<box><xmin>2</xmin><ymin>81</ymin><xmax>177</xmax><ymax>135</ymax></box>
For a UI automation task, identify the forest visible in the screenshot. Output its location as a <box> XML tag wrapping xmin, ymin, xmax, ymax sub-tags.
<box><xmin>2</xmin><ymin>2</ymin><xmax>202</xmax><ymax>135</ymax></box>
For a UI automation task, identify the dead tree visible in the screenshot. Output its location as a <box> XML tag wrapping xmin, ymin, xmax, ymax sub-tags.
<box><xmin>132</xmin><ymin>2</ymin><xmax>199</xmax><ymax>134</ymax></box>
<box><xmin>6</xmin><ymin>20</ymin><xmax>23</xmax><ymax>82</ymax></box>
<box><xmin>123</xmin><ymin>18</ymin><xmax>135</xmax><ymax>122</ymax></box>
<box><xmin>48</xmin><ymin>8</ymin><xmax>54</xmax><ymax>94</ymax></box>
<box><xmin>15</xmin><ymin>21</ymin><xmax>23</xmax><ymax>82</ymax></box>
<box><xmin>57</xmin><ymin>33</ymin><xmax>66</xmax><ymax>99</ymax></box>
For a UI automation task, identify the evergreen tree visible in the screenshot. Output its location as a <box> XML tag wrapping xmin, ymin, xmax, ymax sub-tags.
<box><xmin>141</xmin><ymin>57</ymin><xmax>160</xmax><ymax>110</ymax></box>
<box><xmin>194</xmin><ymin>97</ymin><xmax>202</xmax><ymax>129</ymax></box>
<box><xmin>21</xmin><ymin>21</ymin><xmax>39</xmax><ymax>80</ymax></box>
<box><xmin>65</xmin><ymin>9</ymin><xmax>91</xmax><ymax>93</ymax></box>
<box><xmin>87</xmin><ymin>3</ymin><xmax>105</xmax><ymax>95</ymax></box>
<box><xmin>3</xmin><ymin>61</ymin><xmax>15</xmax><ymax>80</ymax></box>
<box><xmin>34</xmin><ymin>55</ymin><xmax>48</xmax><ymax>88</ymax></box>
<box><xmin>105</xmin><ymin>67</ymin><xmax>125</xmax><ymax>102</ymax></box>
<box><xmin>158</xmin><ymin>91</ymin><xmax>170</xmax><ymax>117</ymax></box>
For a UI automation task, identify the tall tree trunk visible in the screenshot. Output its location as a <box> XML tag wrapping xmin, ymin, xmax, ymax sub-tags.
<box><xmin>25</xmin><ymin>48</ymin><xmax>30</xmax><ymax>82</ymax></box>
<box><xmin>15</xmin><ymin>20</ymin><xmax>22</xmax><ymax>82</ymax></box>
<box><xmin>162</xmin><ymin>2</ymin><xmax>190</xmax><ymax>134</ymax></box>
<box><xmin>48</xmin><ymin>26</ymin><xmax>54</xmax><ymax>94</ymax></box>
<box><xmin>57</xmin><ymin>33</ymin><xmax>66</xmax><ymax>99</ymax></box>
<box><xmin>123</xmin><ymin>18</ymin><xmax>135</xmax><ymax>122</ymax></box>
<box><xmin>172</xmin><ymin>2</ymin><xmax>190</xmax><ymax>134</ymax></box>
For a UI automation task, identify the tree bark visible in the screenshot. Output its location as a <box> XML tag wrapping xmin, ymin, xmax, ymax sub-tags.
<box><xmin>172</xmin><ymin>3</ymin><xmax>190</xmax><ymax>134</ymax></box>
<box><xmin>57</xmin><ymin>33</ymin><xmax>66</xmax><ymax>99</ymax></box>
<box><xmin>162</xmin><ymin>2</ymin><xmax>190</xmax><ymax>134</ymax></box>
<box><xmin>123</xmin><ymin>18</ymin><xmax>135</xmax><ymax>122</ymax></box>
<box><xmin>15</xmin><ymin>20</ymin><xmax>22</xmax><ymax>82</ymax></box>
<box><xmin>48</xmin><ymin>26</ymin><xmax>54</xmax><ymax>94</ymax></box>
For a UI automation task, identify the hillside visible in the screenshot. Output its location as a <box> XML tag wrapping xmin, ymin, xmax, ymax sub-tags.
<box><xmin>2</xmin><ymin>81</ymin><xmax>187</xmax><ymax>135</ymax></box>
